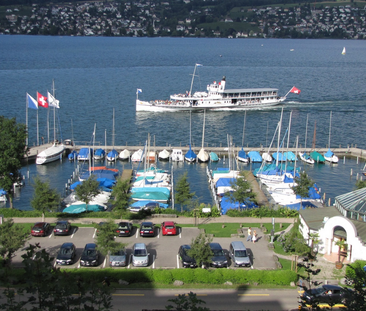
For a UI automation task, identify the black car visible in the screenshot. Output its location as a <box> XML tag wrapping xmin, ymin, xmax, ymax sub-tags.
<box><xmin>116</xmin><ymin>222</ymin><xmax>133</xmax><ymax>237</ymax></box>
<box><xmin>300</xmin><ymin>284</ymin><xmax>351</xmax><ymax>305</ymax></box>
<box><xmin>139</xmin><ymin>222</ymin><xmax>155</xmax><ymax>237</ymax></box>
<box><xmin>54</xmin><ymin>221</ymin><xmax>72</xmax><ymax>236</ymax></box>
<box><xmin>56</xmin><ymin>242</ymin><xmax>76</xmax><ymax>265</ymax></box>
<box><xmin>80</xmin><ymin>243</ymin><xmax>99</xmax><ymax>266</ymax></box>
<box><xmin>178</xmin><ymin>245</ymin><xmax>197</xmax><ymax>268</ymax></box>
<box><xmin>209</xmin><ymin>243</ymin><xmax>228</xmax><ymax>268</ymax></box>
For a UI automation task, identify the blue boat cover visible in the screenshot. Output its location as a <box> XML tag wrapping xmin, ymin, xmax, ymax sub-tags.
<box><xmin>248</xmin><ymin>151</ymin><xmax>262</xmax><ymax>163</ymax></box>
<box><xmin>325</xmin><ymin>148</ymin><xmax>334</xmax><ymax>157</ymax></box>
<box><xmin>80</xmin><ymin>170</ymin><xmax>118</xmax><ymax>181</ymax></box>
<box><xmin>107</xmin><ymin>149</ymin><xmax>118</xmax><ymax>158</ymax></box>
<box><xmin>216</xmin><ymin>178</ymin><xmax>236</xmax><ymax>187</ymax></box>
<box><xmin>220</xmin><ymin>197</ymin><xmax>257</xmax><ymax>215</ymax></box>
<box><xmin>284</xmin><ymin>151</ymin><xmax>297</xmax><ymax>161</ymax></box>
<box><xmin>216</xmin><ymin>168</ymin><xmax>229</xmax><ymax>171</ymax></box>
<box><xmin>131</xmin><ymin>187</ymin><xmax>171</xmax><ymax>196</ymax></box>
<box><xmin>237</xmin><ymin>147</ymin><xmax>249</xmax><ymax>160</ymax></box>
<box><xmin>70</xmin><ymin>177</ymin><xmax>116</xmax><ymax>190</ymax></box>
<box><xmin>68</xmin><ymin>150</ymin><xmax>77</xmax><ymax>160</ymax></box>
<box><xmin>78</xmin><ymin>148</ymin><xmax>92</xmax><ymax>159</ymax></box>
<box><xmin>0</xmin><ymin>188</ymin><xmax>6</xmax><ymax>195</ymax></box>
<box><xmin>95</xmin><ymin>148</ymin><xmax>105</xmax><ymax>157</ymax></box>
<box><xmin>210</xmin><ymin>152</ymin><xmax>219</xmax><ymax>162</ymax></box>
<box><xmin>185</xmin><ymin>145</ymin><xmax>197</xmax><ymax>161</ymax></box>
<box><xmin>283</xmin><ymin>201</ymin><xmax>318</xmax><ymax>210</ymax></box>
<box><xmin>272</xmin><ymin>152</ymin><xmax>286</xmax><ymax>162</ymax></box>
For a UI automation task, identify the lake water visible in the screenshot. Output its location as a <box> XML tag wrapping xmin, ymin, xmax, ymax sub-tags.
<box><xmin>1</xmin><ymin>36</ymin><xmax>365</xmax><ymax>210</ymax></box>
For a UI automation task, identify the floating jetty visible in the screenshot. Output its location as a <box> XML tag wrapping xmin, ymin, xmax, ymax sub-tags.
<box><xmin>23</xmin><ymin>143</ymin><xmax>365</xmax><ymax>164</ymax></box>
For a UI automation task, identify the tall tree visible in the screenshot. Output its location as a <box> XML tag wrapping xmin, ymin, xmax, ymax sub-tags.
<box><xmin>188</xmin><ymin>232</ymin><xmax>213</xmax><ymax>268</ymax></box>
<box><xmin>0</xmin><ymin>116</ymin><xmax>28</xmax><ymax>209</ymax></box>
<box><xmin>95</xmin><ymin>219</ymin><xmax>127</xmax><ymax>257</ymax></box>
<box><xmin>75</xmin><ymin>174</ymin><xmax>101</xmax><ymax>211</ymax></box>
<box><xmin>224</xmin><ymin>171</ymin><xmax>256</xmax><ymax>206</ymax></box>
<box><xmin>292</xmin><ymin>170</ymin><xmax>314</xmax><ymax>207</ymax></box>
<box><xmin>175</xmin><ymin>172</ymin><xmax>195</xmax><ymax>212</ymax></box>
<box><xmin>110</xmin><ymin>179</ymin><xmax>131</xmax><ymax>211</ymax></box>
<box><xmin>0</xmin><ymin>219</ymin><xmax>29</xmax><ymax>267</ymax></box>
<box><xmin>31</xmin><ymin>176</ymin><xmax>61</xmax><ymax>220</ymax></box>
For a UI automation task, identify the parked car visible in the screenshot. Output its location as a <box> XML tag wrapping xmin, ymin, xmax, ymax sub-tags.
<box><xmin>132</xmin><ymin>243</ymin><xmax>149</xmax><ymax>267</ymax></box>
<box><xmin>300</xmin><ymin>285</ymin><xmax>351</xmax><ymax>305</ymax></box>
<box><xmin>110</xmin><ymin>248</ymin><xmax>127</xmax><ymax>267</ymax></box>
<box><xmin>139</xmin><ymin>222</ymin><xmax>155</xmax><ymax>237</ymax></box>
<box><xmin>56</xmin><ymin>242</ymin><xmax>76</xmax><ymax>265</ymax></box>
<box><xmin>161</xmin><ymin>221</ymin><xmax>177</xmax><ymax>236</ymax></box>
<box><xmin>31</xmin><ymin>222</ymin><xmax>50</xmax><ymax>237</ymax></box>
<box><xmin>116</xmin><ymin>222</ymin><xmax>133</xmax><ymax>237</ymax></box>
<box><xmin>80</xmin><ymin>243</ymin><xmax>99</xmax><ymax>266</ymax></box>
<box><xmin>229</xmin><ymin>241</ymin><xmax>251</xmax><ymax>267</ymax></box>
<box><xmin>54</xmin><ymin>221</ymin><xmax>71</xmax><ymax>236</ymax></box>
<box><xmin>209</xmin><ymin>243</ymin><xmax>228</xmax><ymax>268</ymax></box>
<box><xmin>178</xmin><ymin>244</ymin><xmax>197</xmax><ymax>268</ymax></box>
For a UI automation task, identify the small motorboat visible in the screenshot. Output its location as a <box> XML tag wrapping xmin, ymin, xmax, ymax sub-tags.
<box><xmin>119</xmin><ymin>149</ymin><xmax>131</xmax><ymax>161</ymax></box>
<box><xmin>158</xmin><ymin>149</ymin><xmax>170</xmax><ymax>161</ymax></box>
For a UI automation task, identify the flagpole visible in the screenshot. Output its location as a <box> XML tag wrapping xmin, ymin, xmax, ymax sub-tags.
<box><xmin>37</xmin><ymin>104</ymin><xmax>39</xmax><ymax>146</ymax></box>
<box><xmin>26</xmin><ymin>93</ymin><xmax>28</xmax><ymax>146</ymax></box>
<box><xmin>284</xmin><ymin>86</ymin><xmax>295</xmax><ymax>98</ymax></box>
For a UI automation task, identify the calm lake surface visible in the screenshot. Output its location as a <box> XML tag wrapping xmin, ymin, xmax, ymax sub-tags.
<box><xmin>0</xmin><ymin>36</ymin><xmax>365</xmax><ymax>210</ymax></box>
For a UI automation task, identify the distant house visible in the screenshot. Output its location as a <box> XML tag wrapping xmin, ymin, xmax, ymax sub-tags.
<box><xmin>299</xmin><ymin>187</ymin><xmax>366</xmax><ymax>262</ymax></box>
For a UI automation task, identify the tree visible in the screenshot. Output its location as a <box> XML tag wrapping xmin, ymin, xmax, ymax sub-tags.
<box><xmin>308</xmin><ymin>232</ymin><xmax>320</xmax><ymax>256</ymax></box>
<box><xmin>95</xmin><ymin>219</ymin><xmax>127</xmax><ymax>257</ymax></box>
<box><xmin>335</xmin><ymin>239</ymin><xmax>348</xmax><ymax>264</ymax></box>
<box><xmin>110</xmin><ymin>179</ymin><xmax>131</xmax><ymax>211</ymax></box>
<box><xmin>166</xmin><ymin>291</ymin><xmax>210</xmax><ymax>311</ymax></box>
<box><xmin>175</xmin><ymin>172</ymin><xmax>195</xmax><ymax>212</ymax></box>
<box><xmin>0</xmin><ymin>116</ymin><xmax>28</xmax><ymax>209</ymax></box>
<box><xmin>0</xmin><ymin>219</ymin><xmax>29</xmax><ymax>267</ymax></box>
<box><xmin>292</xmin><ymin>170</ymin><xmax>314</xmax><ymax>207</ymax></box>
<box><xmin>75</xmin><ymin>174</ymin><xmax>101</xmax><ymax>211</ymax></box>
<box><xmin>344</xmin><ymin>261</ymin><xmax>366</xmax><ymax>310</ymax></box>
<box><xmin>355</xmin><ymin>179</ymin><xmax>366</xmax><ymax>190</ymax></box>
<box><xmin>224</xmin><ymin>171</ymin><xmax>256</xmax><ymax>206</ymax></box>
<box><xmin>31</xmin><ymin>176</ymin><xmax>61</xmax><ymax>220</ymax></box>
<box><xmin>188</xmin><ymin>232</ymin><xmax>213</xmax><ymax>268</ymax></box>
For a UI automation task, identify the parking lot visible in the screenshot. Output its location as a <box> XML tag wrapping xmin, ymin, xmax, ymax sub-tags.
<box><xmin>14</xmin><ymin>224</ymin><xmax>278</xmax><ymax>270</ymax></box>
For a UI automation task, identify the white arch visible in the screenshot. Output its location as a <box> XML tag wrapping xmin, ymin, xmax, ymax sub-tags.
<box><xmin>323</xmin><ymin>216</ymin><xmax>357</xmax><ymax>240</ymax></box>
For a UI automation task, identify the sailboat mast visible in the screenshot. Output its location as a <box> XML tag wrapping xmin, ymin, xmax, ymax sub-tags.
<box><xmin>276</xmin><ymin>107</ymin><xmax>284</xmax><ymax>167</ymax></box>
<box><xmin>189</xmin><ymin>64</ymin><xmax>200</xmax><ymax>96</ymax></box>
<box><xmin>328</xmin><ymin>111</ymin><xmax>332</xmax><ymax>148</ymax></box>
<box><xmin>201</xmin><ymin>109</ymin><xmax>206</xmax><ymax>148</ymax></box>
<box><xmin>241</xmin><ymin>111</ymin><xmax>246</xmax><ymax>147</ymax></box>
<box><xmin>189</xmin><ymin>111</ymin><xmax>192</xmax><ymax>146</ymax></box>
<box><xmin>305</xmin><ymin>113</ymin><xmax>309</xmax><ymax>150</ymax></box>
<box><xmin>52</xmin><ymin>79</ymin><xmax>56</xmax><ymax>143</ymax></box>
<box><xmin>112</xmin><ymin>107</ymin><xmax>115</xmax><ymax>148</ymax></box>
<box><xmin>312</xmin><ymin>121</ymin><xmax>317</xmax><ymax>150</ymax></box>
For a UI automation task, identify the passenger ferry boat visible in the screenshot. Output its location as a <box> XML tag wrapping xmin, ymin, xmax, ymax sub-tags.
<box><xmin>136</xmin><ymin>64</ymin><xmax>298</xmax><ymax>112</ymax></box>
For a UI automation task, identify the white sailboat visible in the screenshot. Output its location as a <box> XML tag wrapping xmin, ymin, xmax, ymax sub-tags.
<box><xmin>197</xmin><ymin>109</ymin><xmax>209</xmax><ymax>162</ymax></box>
<box><xmin>185</xmin><ymin>111</ymin><xmax>197</xmax><ymax>163</ymax></box>
<box><xmin>237</xmin><ymin>111</ymin><xmax>249</xmax><ymax>163</ymax></box>
<box><xmin>36</xmin><ymin>80</ymin><xmax>65</xmax><ymax>165</ymax></box>
<box><xmin>342</xmin><ymin>47</ymin><xmax>346</xmax><ymax>55</ymax></box>
<box><xmin>324</xmin><ymin>111</ymin><xmax>339</xmax><ymax>164</ymax></box>
<box><xmin>299</xmin><ymin>114</ymin><xmax>314</xmax><ymax>165</ymax></box>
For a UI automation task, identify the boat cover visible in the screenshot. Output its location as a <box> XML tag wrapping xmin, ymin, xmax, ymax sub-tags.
<box><xmin>80</xmin><ymin>170</ymin><xmax>118</xmax><ymax>181</ymax></box>
<box><xmin>94</xmin><ymin>148</ymin><xmax>105</xmax><ymax>157</ymax></box>
<box><xmin>284</xmin><ymin>151</ymin><xmax>297</xmax><ymax>161</ymax></box>
<box><xmin>272</xmin><ymin>152</ymin><xmax>286</xmax><ymax>162</ymax></box>
<box><xmin>130</xmin><ymin>200</ymin><xmax>169</xmax><ymax>209</ymax></box>
<box><xmin>185</xmin><ymin>145</ymin><xmax>197</xmax><ymax>161</ymax></box>
<box><xmin>248</xmin><ymin>151</ymin><xmax>262</xmax><ymax>163</ymax></box>
<box><xmin>210</xmin><ymin>152</ymin><xmax>219</xmax><ymax>162</ymax></box>
<box><xmin>0</xmin><ymin>188</ymin><xmax>6</xmax><ymax>195</ymax></box>
<box><xmin>70</xmin><ymin>177</ymin><xmax>116</xmax><ymax>190</ymax></box>
<box><xmin>324</xmin><ymin>148</ymin><xmax>334</xmax><ymax>157</ymax></box>
<box><xmin>63</xmin><ymin>203</ymin><xmax>105</xmax><ymax>214</ymax></box>
<box><xmin>131</xmin><ymin>187</ymin><xmax>170</xmax><ymax>196</ymax></box>
<box><xmin>238</xmin><ymin>147</ymin><xmax>249</xmax><ymax>161</ymax></box>
<box><xmin>310</xmin><ymin>151</ymin><xmax>325</xmax><ymax>162</ymax></box>
<box><xmin>107</xmin><ymin>149</ymin><xmax>118</xmax><ymax>159</ymax></box>
<box><xmin>220</xmin><ymin>197</ymin><xmax>257</xmax><ymax>215</ymax></box>
<box><xmin>216</xmin><ymin>178</ymin><xmax>236</xmax><ymax>188</ymax></box>
<box><xmin>68</xmin><ymin>150</ymin><xmax>77</xmax><ymax>160</ymax></box>
<box><xmin>78</xmin><ymin>148</ymin><xmax>92</xmax><ymax>159</ymax></box>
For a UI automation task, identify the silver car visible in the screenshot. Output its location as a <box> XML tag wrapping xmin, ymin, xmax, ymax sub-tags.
<box><xmin>110</xmin><ymin>249</ymin><xmax>127</xmax><ymax>267</ymax></box>
<box><xmin>132</xmin><ymin>243</ymin><xmax>149</xmax><ymax>267</ymax></box>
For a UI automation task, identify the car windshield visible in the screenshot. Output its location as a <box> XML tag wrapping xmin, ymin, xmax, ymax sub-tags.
<box><xmin>84</xmin><ymin>249</ymin><xmax>96</xmax><ymax>256</ymax></box>
<box><xmin>33</xmin><ymin>226</ymin><xmax>42</xmax><ymax>231</ymax></box>
<box><xmin>165</xmin><ymin>225</ymin><xmax>175</xmax><ymax>229</ymax></box>
<box><xmin>212</xmin><ymin>249</ymin><xmax>224</xmax><ymax>256</ymax></box>
<box><xmin>234</xmin><ymin>250</ymin><xmax>247</xmax><ymax>257</ymax></box>
<box><xmin>313</xmin><ymin>287</ymin><xmax>326</xmax><ymax>295</ymax></box>
<box><xmin>142</xmin><ymin>225</ymin><xmax>152</xmax><ymax>230</ymax></box>
<box><xmin>56</xmin><ymin>223</ymin><xmax>68</xmax><ymax>229</ymax></box>
<box><xmin>60</xmin><ymin>248</ymin><xmax>72</xmax><ymax>255</ymax></box>
<box><xmin>119</xmin><ymin>224</ymin><xmax>129</xmax><ymax>229</ymax></box>
<box><xmin>134</xmin><ymin>249</ymin><xmax>147</xmax><ymax>256</ymax></box>
<box><xmin>113</xmin><ymin>250</ymin><xmax>125</xmax><ymax>256</ymax></box>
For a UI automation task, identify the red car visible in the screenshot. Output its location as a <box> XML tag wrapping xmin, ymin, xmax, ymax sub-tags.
<box><xmin>161</xmin><ymin>221</ymin><xmax>177</xmax><ymax>236</ymax></box>
<box><xmin>31</xmin><ymin>222</ymin><xmax>50</xmax><ymax>237</ymax></box>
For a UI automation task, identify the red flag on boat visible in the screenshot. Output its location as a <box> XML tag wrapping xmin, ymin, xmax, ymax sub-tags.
<box><xmin>37</xmin><ymin>92</ymin><xmax>48</xmax><ymax>108</ymax></box>
<box><xmin>290</xmin><ymin>86</ymin><xmax>301</xmax><ymax>94</ymax></box>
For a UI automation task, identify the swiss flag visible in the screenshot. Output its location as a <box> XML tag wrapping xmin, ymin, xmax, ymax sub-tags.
<box><xmin>290</xmin><ymin>86</ymin><xmax>301</xmax><ymax>94</ymax></box>
<box><xmin>37</xmin><ymin>92</ymin><xmax>48</xmax><ymax>108</ymax></box>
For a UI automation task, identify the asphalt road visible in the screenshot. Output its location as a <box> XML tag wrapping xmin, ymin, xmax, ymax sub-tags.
<box><xmin>14</xmin><ymin>225</ymin><xmax>277</xmax><ymax>270</ymax></box>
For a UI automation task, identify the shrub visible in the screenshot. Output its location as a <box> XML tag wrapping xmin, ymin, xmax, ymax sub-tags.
<box><xmin>194</xmin><ymin>269</ymin><xmax>211</xmax><ymax>284</ymax></box>
<box><xmin>153</xmin><ymin>269</ymin><xmax>173</xmax><ymax>284</ymax></box>
<box><xmin>171</xmin><ymin>269</ymin><xmax>196</xmax><ymax>283</ymax></box>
